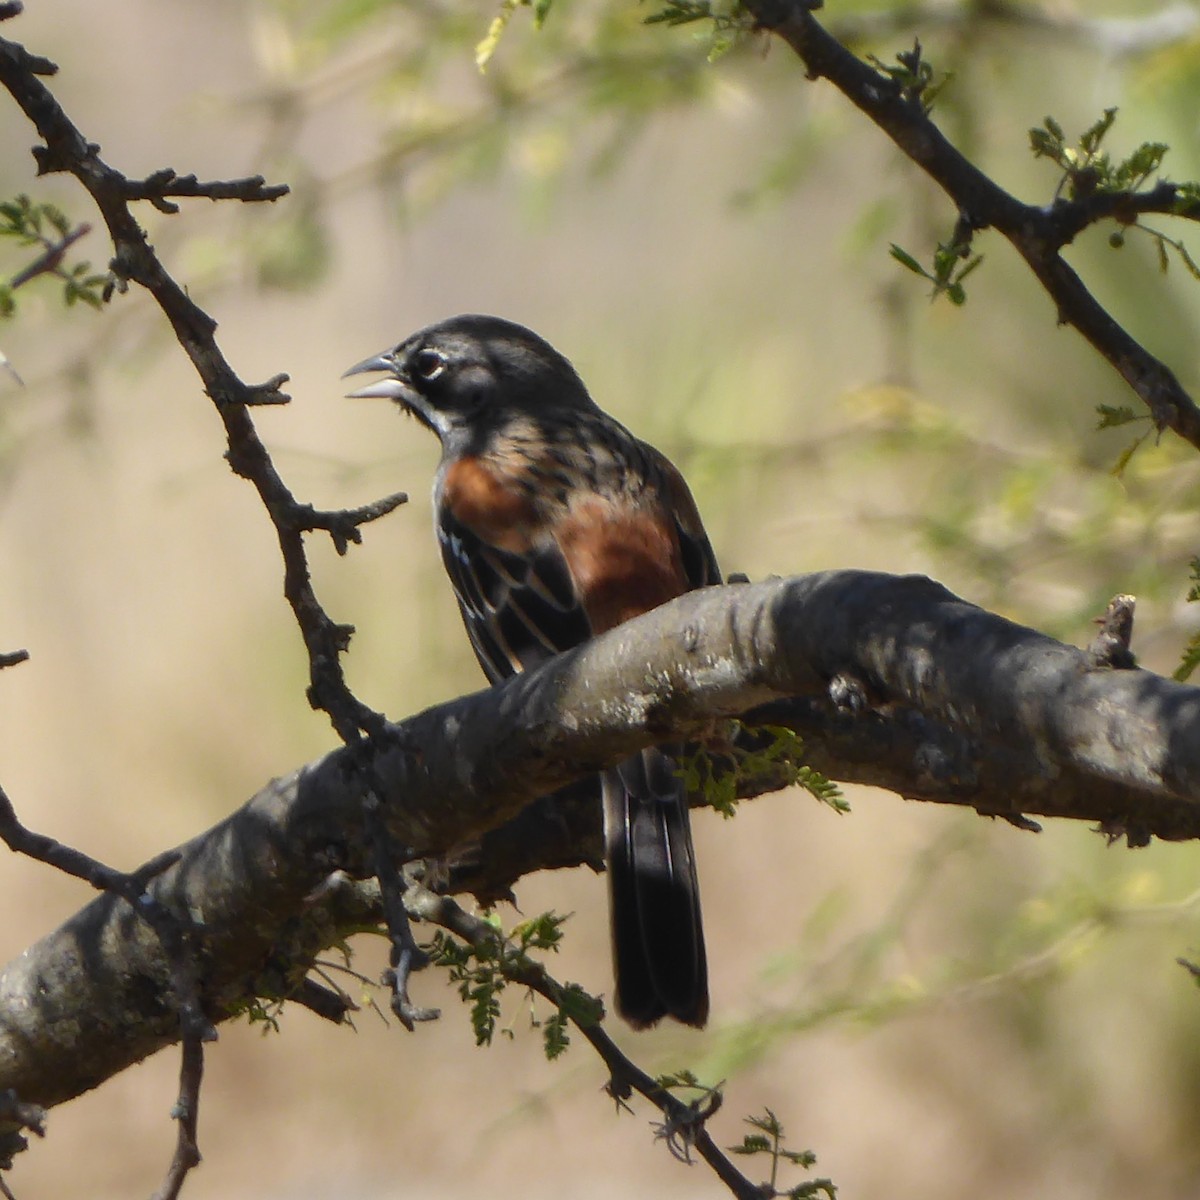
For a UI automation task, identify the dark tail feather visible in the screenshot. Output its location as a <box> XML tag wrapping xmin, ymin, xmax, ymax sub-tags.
<box><xmin>602</xmin><ymin>747</ymin><xmax>708</xmax><ymax>1029</ymax></box>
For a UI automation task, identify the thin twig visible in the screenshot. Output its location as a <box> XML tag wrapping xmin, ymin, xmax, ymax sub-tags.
<box><xmin>743</xmin><ymin>0</ymin><xmax>1200</xmax><ymax>450</ymax></box>
<box><xmin>363</xmin><ymin>787</ymin><xmax>437</xmax><ymax>1031</ymax></box>
<box><xmin>150</xmin><ymin>1035</ymin><xmax>204</xmax><ymax>1200</ymax></box>
<box><xmin>405</xmin><ymin>887</ymin><xmax>766</xmax><ymax>1200</ymax></box>
<box><xmin>0</xmin><ymin>29</ymin><xmax>379</xmax><ymax>748</ymax></box>
<box><xmin>119</xmin><ymin>168</ymin><xmax>289</xmax><ymax>215</ymax></box>
<box><xmin>6</xmin><ymin>220</ymin><xmax>89</xmax><ymax>287</ymax></box>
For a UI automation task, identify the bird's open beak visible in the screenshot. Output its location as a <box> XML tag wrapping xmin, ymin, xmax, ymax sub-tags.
<box><xmin>342</xmin><ymin>351</ymin><xmax>410</xmax><ymax>400</ymax></box>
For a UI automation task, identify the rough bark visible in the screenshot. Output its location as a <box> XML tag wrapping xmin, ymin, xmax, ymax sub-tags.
<box><xmin>2</xmin><ymin>570</ymin><xmax>1198</xmax><ymax>1110</ymax></box>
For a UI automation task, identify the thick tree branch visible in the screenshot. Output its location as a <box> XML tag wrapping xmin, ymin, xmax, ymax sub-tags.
<box><xmin>3</xmin><ymin>570</ymin><xmax>1200</xmax><ymax>1111</ymax></box>
<box><xmin>744</xmin><ymin>0</ymin><xmax>1200</xmax><ymax>449</ymax></box>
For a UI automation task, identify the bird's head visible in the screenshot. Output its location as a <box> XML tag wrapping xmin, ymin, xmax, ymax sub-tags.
<box><xmin>344</xmin><ymin>314</ymin><xmax>595</xmax><ymax>447</ymax></box>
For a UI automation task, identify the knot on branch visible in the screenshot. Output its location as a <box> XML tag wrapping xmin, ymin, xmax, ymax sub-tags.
<box><xmin>32</xmin><ymin>137</ymin><xmax>96</xmax><ymax>176</ymax></box>
<box><xmin>1087</xmin><ymin>593</ymin><xmax>1137</xmax><ymax>670</ymax></box>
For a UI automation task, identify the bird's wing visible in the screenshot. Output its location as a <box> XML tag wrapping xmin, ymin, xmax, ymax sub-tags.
<box><xmin>437</xmin><ymin>498</ymin><xmax>593</xmax><ymax>683</ymax></box>
<box><xmin>647</xmin><ymin>444</ymin><xmax>722</xmax><ymax>589</ymax></box>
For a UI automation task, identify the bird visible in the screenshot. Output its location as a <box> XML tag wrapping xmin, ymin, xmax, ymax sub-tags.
<box><xmin>344</xmin><ymin>314</ymin><xmax>718</xmax><ymax>1028</ymax></box>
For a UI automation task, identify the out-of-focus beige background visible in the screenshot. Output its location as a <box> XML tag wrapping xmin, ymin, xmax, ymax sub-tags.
<box><xmin>4</xmin><ymin>2</ymin><xmax>1200</xmax><ymax>1197</ymax></box>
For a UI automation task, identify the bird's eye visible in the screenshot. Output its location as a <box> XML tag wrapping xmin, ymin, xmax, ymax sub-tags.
<box><xmin>411</xmin><ymin>347</ymin><xmax>446</xmax><ymax>382</ymax></box>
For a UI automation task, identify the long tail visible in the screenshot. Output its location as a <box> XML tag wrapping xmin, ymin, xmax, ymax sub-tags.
<box><xmin>602</xmin><ymin>746</ymin><xmax>708</xmax><ymax>1029</ymax></box>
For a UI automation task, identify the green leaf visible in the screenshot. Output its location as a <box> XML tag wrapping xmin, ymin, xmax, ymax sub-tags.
<box><xmin>1174</xmin><ymin>632</ymin><xmax>1200</xmax><ymax>682</ymax></box>
<box><xmin>476</xmin><ymin>0</ymin><xmax>520</xmax><ymax>72</ymax></box>
<box><xmin>786</xmin><ymin>1181</ymin><xmax>838</xmax><ymax>1200</ymax></box>
<box><xmin>1095</xmin><ymin>404</ymin><xmax>1139</xmax><ymax>429</ymax></box>
<box><xmin>1110</xmin><ymin>430</ymin><xmax>1149</xmax><ymax>478</ymax></box>
<box><xmin>955</xmin><ymin>253</ymin><xmax>984</xmax><ymax>284</ymax></box>
<box><xmin>644</xmin><ymin>0</ymin><xmax>712</xmax><ymax>26</ymax></box>
<box><xmin>557</xmin><ymin>981</ymin><xmax>603</xmax><ymax>1029</ymax></box>
<box><xmin>889</xmin><ymin>243</ymin><xmax>928</xmax><ymax>277</ymax></box>
<box><xmin>1173</xmin><ymin>238</ymin><xmax>1200</xmax><ymax>280</ymax></box>
<box><xmin>781</xmin><ymin>1148</ymin><xmax>819</xmax><ymax>1167</ymax></box>
<box><xmin>656</xmin><ymin>1068</ymin><xmax>703</xmax><ymax>1089</ymax></box>
<box><xmin>746</xmin><ymin>1107</ymin><xmax>784</xmax><ymax>1135</ymax></box>
<box><xmin>1080</xmin><ymin>107</ymin><xmax>1118</xmax><ymax>155</ymax></box>
<box><xmin>1029</xmin><ymin>125</ymin><xmax>1065</xmax><ymax>165</ymax></box>
<box><xmin>43</xmin><ymin>203</ymin><xmax>69</xmax><ymax>238</ymax></box>
<box><xmin>1116</xmin><ymin>141</ymin><xmax>1168</xmax><ymax>188</ymax></box>
<box><xmin>730</xmin><ymin>1134</ymin><xmax>772</xmax><ymax>1155</ymax></box>
<box><xmin>1185</xmin><ymin>557</ymin><xmax>1200</xmax><ymax>604</ymax></box>
<box><xmin>542</xmin><ymin>1010</ymin><xmax>569</xmax><ymax>1059</ymax></box>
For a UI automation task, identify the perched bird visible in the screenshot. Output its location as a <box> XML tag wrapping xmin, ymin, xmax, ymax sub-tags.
<box><xmin>345</xmin><ymin>314</ymin><xmax>718</xmax><ymax>1028</ymax></box>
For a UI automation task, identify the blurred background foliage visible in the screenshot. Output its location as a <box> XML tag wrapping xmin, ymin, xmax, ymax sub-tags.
<box><xmin>4</xmin><ymin>1</ymin><xmax>1200</xmax><ymax>1198</ymax></box>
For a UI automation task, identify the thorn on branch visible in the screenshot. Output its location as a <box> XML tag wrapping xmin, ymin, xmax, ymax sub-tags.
<box><xmin>0</xmin><ymin>649</ymin><xmax>28</xmax><ymax>670</ymax></box>
<box><xmin>0</xmin><ymin>4</ymin><xmax>24</xmax><ymax>23</ymax></box>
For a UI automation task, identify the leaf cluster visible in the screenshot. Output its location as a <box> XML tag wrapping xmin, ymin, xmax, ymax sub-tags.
<box><xmin>1029</xmin><ymin>109</ymin><xmax>1200</xmax><ymax>281</ymax></box>
<box><xmin>0</xmin><ymin>193</ymin><xmax>70</xmax><ymax>247</ymax></box>
<box><xmin>476</xmin><ymin>0</ymin><xmax>555</xmax><ymax>72</ymax></box>
<box><xmin>642</xmin><ymin>0</ymin><xmax>753</xmax><ymax>61</ymax></box>
<box><xmin>223</xmin><ymin>995</ymin><xmax>285</xmax><ymax>1035</ymax></box>
<box><xmin>1174</xmin><ymin>558</ymin><xmax>1200</xmax><ymax>682</ymax></box>
<box><xmin>728</xmin><ymin>1108</ymin><xmax>836</xmax><ymax>1199</ymax></box>
<box><xmin>889</xmin><ymin>238</ymin><xmax>983</xmax><ymax>307</ymax></box>
<box><xmin>1029</xmin><ymin>109</ymin><xmax>1167</xmax><ymax>200</ymax></box>
<box><xmin>677</xmin><ymin>724</ymin><xmax>846</xmax><ymax>819</ymax></box>
<box><xmin>0</xmin><ymin>193</ymin><xmax>108</xmax><ymax>316</ymax></box>
<box><xmin>425</xmin><ymin>912</ymin><xmax>602</xmax><ymax>1059</ymax></box>
<box><xmin>867</xmin><ymin>39</ymin><xmax>952</xmax><ymax>115</ymax></box>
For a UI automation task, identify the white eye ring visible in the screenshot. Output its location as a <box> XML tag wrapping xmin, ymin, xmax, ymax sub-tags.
<box><xmin>411</xmin><ymin>347</ymin><xmax>446</xmax><ymax>381</ymax></box>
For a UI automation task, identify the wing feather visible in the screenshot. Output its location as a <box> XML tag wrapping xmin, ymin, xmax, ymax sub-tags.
<box><xmin>438</xmin><ymin>503</ymin><xmax>592</xmax><ymax>682</ymax></box>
